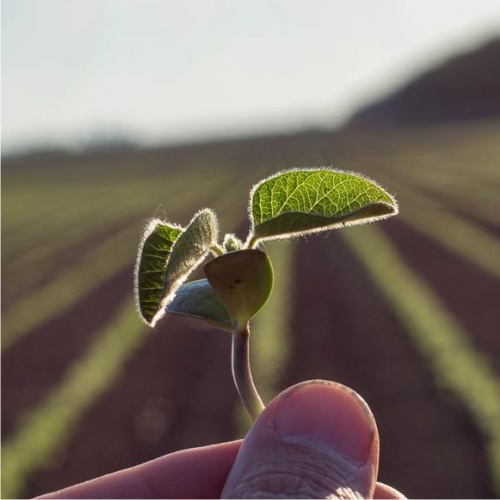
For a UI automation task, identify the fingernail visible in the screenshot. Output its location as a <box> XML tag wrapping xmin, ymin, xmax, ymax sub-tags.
<box><xmin>273</xmin><ymin>380</ymin><xmax>375</xmax><ymax>463</ymax></box>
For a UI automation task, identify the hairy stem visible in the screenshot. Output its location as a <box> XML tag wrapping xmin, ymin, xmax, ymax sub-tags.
<box><xmin>245</xmin><ymin>234</ymin><xmax>260</xmax><ymax>249</ymax></box>
<box><xmin>232</xmin><ymin>323</ymin><xmax>265</xmax><ymax>420</ymax></box>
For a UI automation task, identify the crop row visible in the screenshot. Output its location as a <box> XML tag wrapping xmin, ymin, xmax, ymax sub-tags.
<box><xmin>1</xmin><ymin>298</ymin><xmax>146</xmax><ymax>499</ymax></box>
<box><xmin>317</xmin><ymin>125</ymin><xmax>500</xmax><ymax>494</ymax></box>
<box><xmin>2</xmin><ymin>162</ymin><xmax>270</xmax><ymax>350</ymax></box>
<box><xmin>374</xmin><ymin>173</ymin><xmax>500</xmax><ymax>280</ymax></box>
<box><xmin>2</xmin><ymin>167</ymin><xmax>237</xmax><ymax>299</ymax></box>
<box><xmin>314</xmin><ymin>123</ymin><xmax>500</xmax><ymax>280</ymax></box>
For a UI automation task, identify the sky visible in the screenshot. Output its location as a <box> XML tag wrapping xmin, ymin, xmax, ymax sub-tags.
<box><xmin>2</xmin><ymin>0</ymin><xmax>500</xmax><ymax>153</ymax></box>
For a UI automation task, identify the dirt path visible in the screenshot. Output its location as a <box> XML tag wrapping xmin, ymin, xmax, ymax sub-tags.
<box><xmin>281</xmin><ymin>233</ymin><xmax>493</xmax><ymax>498</ymax></box>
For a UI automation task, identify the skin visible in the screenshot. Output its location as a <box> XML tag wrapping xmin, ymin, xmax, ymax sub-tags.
<box><xmin>40</xmin><ymin>380</ymin><xmax>405</xmax><ymax>499</ymax></box>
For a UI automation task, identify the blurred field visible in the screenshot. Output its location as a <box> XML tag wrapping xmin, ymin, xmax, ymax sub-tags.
<box><xmin>2</xmin><ymin>121</ymin><xmax>500</xmax><ymax>498</ymax></box>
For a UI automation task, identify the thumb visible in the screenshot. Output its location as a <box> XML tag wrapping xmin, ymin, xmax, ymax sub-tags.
<box><xmin>222</xmin><ymin>380</ymin><xmax>379</xmax><ymax>499</ymax></box>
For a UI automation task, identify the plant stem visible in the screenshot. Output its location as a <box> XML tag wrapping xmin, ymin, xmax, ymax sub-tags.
<box><xmin>245</xmin><ymin>235</ymin><xmax>260</xmax><ymax>249</ymax></box>
<box><xmin>232</xmin><ymin>323</ymin><xmax>265</xmax><ymax>420</ymax></box>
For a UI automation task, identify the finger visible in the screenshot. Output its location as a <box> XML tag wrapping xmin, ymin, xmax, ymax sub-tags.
<box><xmin>39</xmin><ymin>440</ymin><xmax>241</xmax><ymax>499</ymax></box>
<box><xmin>222</xmin><ymin>380</ymin><xmax>379</xmax><ymax>499</ymax></box>
<box><xmin>374</xmin><ymin>482</ymin><xmax>406</xmax><ymax>499</ymax></box>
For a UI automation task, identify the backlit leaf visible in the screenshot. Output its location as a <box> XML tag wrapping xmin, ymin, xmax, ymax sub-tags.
<box><xmin>248</xmin><ymin>168</ymin><xmax>398</xmax><ymax>244</ymax></box>
<box><xmin>135</xmin><ymin>209</ymin><xmax>219</xmax><ymax>327</ymax></box>
<box><xmin>166</xmin><ymin>279</ymin><xmax>233</xmax><ymax>332</ymax></box>
<box><xmin>134</xmin><ymin>220</ymin><xmax>183</xmax><ymax>325</ymax></box>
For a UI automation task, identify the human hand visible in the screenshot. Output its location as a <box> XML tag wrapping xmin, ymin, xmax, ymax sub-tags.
<box><xmin>40</xmin><ymin>380</ymin><xmax>405</xmax><ymax>499</ymax></box>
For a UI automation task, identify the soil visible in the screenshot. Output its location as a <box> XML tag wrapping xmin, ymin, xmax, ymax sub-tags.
<box><xmin>384</xmin><ymin>219</ymin><xmax>500</xmax><ymax>374</ymax></box>
<box><xmin>1</xmin><ymin>266</ymin><xmax>134</xmax><ymax>439</ymax></box>
<box><xmin>23</xmin><ymin>315</ymin><xmax>239</xmax><ymax>498</ymax></box>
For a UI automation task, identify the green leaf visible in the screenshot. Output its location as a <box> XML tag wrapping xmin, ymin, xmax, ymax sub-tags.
<box><xmin>134</xmin><ymin>220</ymin><xmax>183</xmax><ymax>325</ymax></box>
<box><xmin>204</xmin><ymin>249</ymin><xmax>274</xmax><ymax>329</ymax></box>
<box><xmin>166</xmin><ymin>279</ymin><xmax>233</xmax><ymax>332</ymax></box>
<box><xmin>135</xmin><ymin>209</ymin><xmax>219</xmax><ymax>326</ymax></box>
<box><xmin>223</xmin><ymin>233</ymin><xmax>244</xmax><ymax>252</ymax></box>
<box><xmin>248</xmin><ymin>168</ymin><xmax>398</xmax><ymax>244</ymax></box>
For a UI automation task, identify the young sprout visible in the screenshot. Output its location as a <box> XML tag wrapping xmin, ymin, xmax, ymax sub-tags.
<box><xmin>134</xmin><ymin>168</ymin><xmax>398</xmax><ymax>420</ymax></box>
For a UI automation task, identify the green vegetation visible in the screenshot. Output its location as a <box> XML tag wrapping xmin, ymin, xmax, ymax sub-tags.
<box><xmin>135</xmin><ymin>168</ymin><xmax>398</xmax><ymax>419</ymax></box>
<box><xmin>401</xmin><ymin>187</ymin><xmax>500</xmax><ymax>279</ymax></box>
<box><xmin>248</xmin><ymin>169</ymin><xmax>396</xmax><ymax>245</ymax></box>
<box><xmin>2</xmin><ymin>229</ymin><xmax>136</xmax><ymax>351</ymax></box>
<box><xmin>375</xmin><ymin>176</ymin><xmax>500</xmax><ymax>280</ymax></box>
<box><xmin>378</xmin><ymin>161</ymin><xmax>500</xmax><ymax>226</ymax></box>
<box><xmin>3</xmin><ymin>169</ymin><xmax>238</xmax><ymax>302</ymax></box>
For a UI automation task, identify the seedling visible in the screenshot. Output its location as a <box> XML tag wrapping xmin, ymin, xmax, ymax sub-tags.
<box><xmin>134</xmin><ymin>168</ymin><xmax>398</xmax><ymax>419</ymax></box>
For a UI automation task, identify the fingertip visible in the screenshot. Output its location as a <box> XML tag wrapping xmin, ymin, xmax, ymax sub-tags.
<box><xmin>272</xmin><ymin>380</ymin><xmax>377</xmax><ymax>465</ymax></box>
<box><xmin>223</xmin><ymin>380</ymin><xmax>380</xmax><ymax>498</ymax></box>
